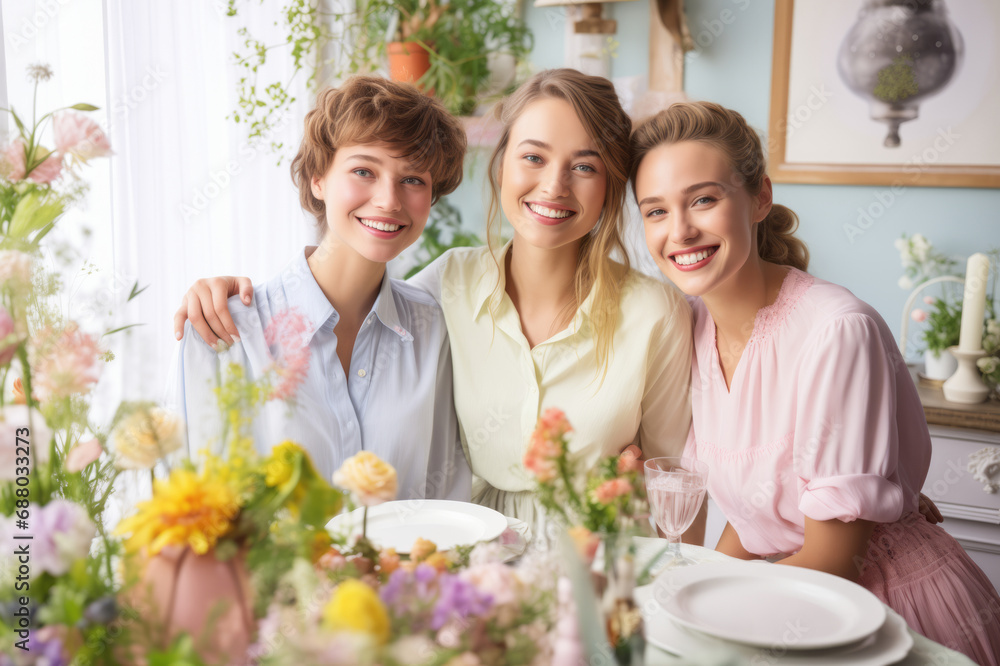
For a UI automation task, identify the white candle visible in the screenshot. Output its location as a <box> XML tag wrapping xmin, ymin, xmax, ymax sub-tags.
<box><xmin>958</xmin><ymin>253</ymin><xmax>991</xmax><ymax>352</ymax></box>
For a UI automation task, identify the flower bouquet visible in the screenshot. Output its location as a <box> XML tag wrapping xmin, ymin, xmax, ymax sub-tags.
<box><xmin>111</xmin><ymin>317</ymin><xmax>344</xmax><ymax>662</ymax></box>
<box><xmin>523</xmin><ymin>408</ymin><xmax>650</xmax><ymax>664</ymax></box>
<box><xmin>247</xmin><ymin>450</ymin><xmax>561</xmax><ymax>665</ymax></box>
<box><xmin>0</xmin><ymin>66</ymin><xmax>137</xmax><ymax>665</ymax></box>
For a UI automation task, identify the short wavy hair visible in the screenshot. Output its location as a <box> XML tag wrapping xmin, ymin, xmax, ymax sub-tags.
<box><xmin>291</xmin><ymin>76</ymin><xmax>467</xmax><ymax>233</ymax></box>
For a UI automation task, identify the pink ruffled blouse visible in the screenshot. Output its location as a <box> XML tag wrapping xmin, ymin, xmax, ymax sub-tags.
<box><xmin>684</xmin><ymin>268</ymin><xmax>932</xmax><ymax>557</ymax></box>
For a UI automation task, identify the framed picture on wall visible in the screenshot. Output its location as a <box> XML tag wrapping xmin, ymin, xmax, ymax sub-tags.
<box><xmin>768</xmin><ymin>0</ymin><xmax>1000</xmax><ymax>188</ymax></box>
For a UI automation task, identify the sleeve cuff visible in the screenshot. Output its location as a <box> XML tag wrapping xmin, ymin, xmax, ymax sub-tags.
<box><xmin>799</xmin><ymin>474</ymin><xmax>904</xmax><ymax>523</ymax></box>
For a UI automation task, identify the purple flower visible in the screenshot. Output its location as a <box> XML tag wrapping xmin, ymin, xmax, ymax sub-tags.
<box><xmin>26</xmin><ymin>500</ymin><xmax>96</xmax><ymax>576</ymax></box>
<box><xmin>380</xmin><ymin>568</ymin><xmax>409</xmax><ymax>606</ymax></box>
<box><xmin>414</xmin><ymin>563</ymin><xmax>436</xmax><ymax>584</ymax></box>
<box><xmin>431</xmin><ymin>574</ymin><xmax>494</xmax><ymax>630</ymax></box>
<box><xmin>25</xmin><ymin>627</ymin><xmax>67</xmax><ymax>666</ymax></box>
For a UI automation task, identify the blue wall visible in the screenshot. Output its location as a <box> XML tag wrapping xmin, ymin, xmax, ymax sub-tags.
<box><xmin>446</xmin><ymin>0</ymin><xmax>999</xmax><ymax>352</ymax></box>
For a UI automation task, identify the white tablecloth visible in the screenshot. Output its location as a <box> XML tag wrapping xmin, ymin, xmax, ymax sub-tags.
<box><xmin>633</xmin><ymin>538</ymin><xmax>976</xmax><ymax>666</ymax></box>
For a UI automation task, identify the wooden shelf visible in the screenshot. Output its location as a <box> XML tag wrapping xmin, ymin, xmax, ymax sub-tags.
<box><xmin>910</xmin><ymin>366</ymin><xmax>1000</xmax><ymax>433</ymax></box>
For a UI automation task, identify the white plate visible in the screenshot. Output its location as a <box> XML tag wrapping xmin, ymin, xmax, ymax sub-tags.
<box><xmin>654</xmin><ymin>561</ymin><xmax>886</xmax><ymax>650</ymax></box>
<box><xmin>637</xmin><ymin>581</ymin><xmax>912</xmax><ymax>666</ymax></box>
<box><xmin>326</xmin><ymin>499</ymin><xmax>508</xmax><ymax>553</ymax></box>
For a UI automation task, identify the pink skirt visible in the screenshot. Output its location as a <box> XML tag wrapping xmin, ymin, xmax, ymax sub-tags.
<box><xmin>858</xmin><ymin>513</ymin><xmax>1000</xmax><ymax>665</ymax></box>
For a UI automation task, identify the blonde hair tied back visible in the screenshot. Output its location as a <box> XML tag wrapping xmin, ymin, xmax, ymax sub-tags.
<box><xmin>630</xmin><ymin>101</ymin><xmax>809</xmax><ymax>272</ymax></box>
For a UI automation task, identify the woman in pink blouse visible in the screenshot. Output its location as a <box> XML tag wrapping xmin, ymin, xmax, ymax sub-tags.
<box><xmin>631</xmin><ymin>101</ymin><xmax>1000</xmax><ymax>663</ymax></box>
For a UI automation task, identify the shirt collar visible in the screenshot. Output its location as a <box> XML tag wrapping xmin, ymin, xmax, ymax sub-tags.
<box><xmin>471</xmin><ymin>239</ymin><xmax>596</xmax><ymax>328</ymax></box>
<box><xmin>279</xmin><ymin>248</ymin><xmax>337</xmax><ymax>340</ymax></box>
<box><xmin>473</xmin><ymin>240</ymin><xmax>512</xmax><ymax>321</ymax></box>
<box><xmin>280</xmin><ymin>248</ymin><xmax>412</xmax><ymax>342</ymax></box>
<box><xmin>371</xmin><ymin>271</ymin><xmax>413</xmax><ymax>342</ymax></box>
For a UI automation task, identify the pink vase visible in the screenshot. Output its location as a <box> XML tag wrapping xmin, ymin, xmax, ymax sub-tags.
<box><xmin>133</xmin><ymin>546</ymin><xmax>253</xmax><ymax>664</ymax></box>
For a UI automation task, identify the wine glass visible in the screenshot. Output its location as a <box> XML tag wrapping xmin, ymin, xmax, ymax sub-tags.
<box><xmin>644</xmin><ymin>457</ymin><xmax>708</xmax><ymax>568</ymax></box>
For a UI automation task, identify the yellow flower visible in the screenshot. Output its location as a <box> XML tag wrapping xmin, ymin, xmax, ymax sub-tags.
<box><xmin>115</xmin><ymin>468</ymin><xmax>239</xmax><ymax>555</ymax></box>
<box><xmin>332</xmin><ymin>451</ymin><xmax>397</xmax><ymax>506</ymax></box>
<box><xmin>322</xmin><ymin>579</ymin><xmax>391</xmax><ymax>645</ymax></box>
<box><xmin>112</xmin><ymin>406</ymin><xmax>184</xmax><ymax>470</ymax></box>
<box><xmin>410</xmin><ymin>537</ymin><xmax>437</xmax><ymax>562</ymax></box>
<box><xmin>265</xmin><ymin>441</ymin><xmax>304</xmax><ymax>488</ymax></box>
<box><xmin>423</xmin><ymin>551</ymin><xmax>451</xmax><ymax>573</ymax></box>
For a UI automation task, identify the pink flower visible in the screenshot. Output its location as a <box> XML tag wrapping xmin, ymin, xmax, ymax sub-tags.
<box><xmin>1</xmin><ymin>141</ymin><xmax>26</xmax><ymax>181</ymax></box>
<box><xmin>264</xmin><ymin>308</ymin><xmax>310</xmax><ymax>401</ymax></box>
<box><xmin>54</xmin><ymin>112</ymin><xmax>112</xmax><ymax>162</ymax></box>
<box><xmin>65</xmin><ymin>438</ymin><xmax>103</xmax><ymax>473</ymax></box>
<box><xmin>29</xmin><ymin>324</ymin><xmax>102</xmax><ymax>401</ymax></box>
<box><xmin>524</xmin><ymin>408</ymin><xmax>572</xmax><ymax>483</ymax></box>
<box><xmin>0</xmin><ymin>250</ymin><xmax>33</xmax><ymax>286</ymax></box>
<box><xmin>592</xmin><ymin>477</ymin><xmax>632</xmax><ymax>504</ymax></box>
<box><xmin>0</xmin><ymin>307</ymin><xmax>17</xmax><ymax>366</ymax></box>
<box><xmin>523</xmin><ymin>432</ymin><xmax>561</xmax><ymax>482</ymax></box>
<box><xmin>27</xmin><ymin>152</ymin><xmax>62</xmax><ymax>184</ymax></box>
<box><xmin>460</xmin><ymin>562</ymin><xmax>521</xmax><ymax>607</ymax></box>
<box><xmin>923</xmin><ymin>296</ymin><xmax>936</xmax><ymax>306</ymax></box>
<box><xmin>911</xmin><ymin>308</ymin><xmax>928</xmax><ymax>323</ymax></box>
<box><xmin>537</xmin><ymin>408</ymin><xmax>572</xmax><ymax>440</ymax></box>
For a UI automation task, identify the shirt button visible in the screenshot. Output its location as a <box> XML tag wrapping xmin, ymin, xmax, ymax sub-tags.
<box><xmin>357</xmin><ymin>369</ymin><xmax>367</xmax><ymax>378</ymax></box>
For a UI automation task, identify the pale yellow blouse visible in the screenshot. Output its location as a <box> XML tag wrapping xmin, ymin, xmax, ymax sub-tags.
<box><xmin>408</xmin><ymin>244</ymin><xmax>693</xmax><ymax>533</ymax></box>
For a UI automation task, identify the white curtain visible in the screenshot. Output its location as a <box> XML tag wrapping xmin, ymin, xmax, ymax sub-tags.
<box><xmin>3</xmin><ymin>1</ymin><xmax>318</xmax><ymax>519</ymax></box>
<box><xmin>104</xmin><ymin>0</ymin><xmax>315</xmax><ymax>406</ymax></box>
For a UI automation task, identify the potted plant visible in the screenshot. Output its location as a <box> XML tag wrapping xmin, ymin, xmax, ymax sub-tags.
<box><xmin>898</xmin><ymin>236</ymin><xmax>1000</xmax><ymax>382</ymax></box>
<box><xmin>347</xmin><ymin>0</ymin><xmax>532</xmax><ymax>116</ymax></box>
<box><xmin>897</xmin><ymin>233</ymin><xmax>963</xmax><ymax>380</ymax></box>
<box><xmin>227</xmin><ymin>0</ymin><xmax>532</xmax><ymax>140</ymax></box>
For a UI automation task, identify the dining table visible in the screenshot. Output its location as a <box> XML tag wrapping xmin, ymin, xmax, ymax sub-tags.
<box><xmin>630</xmin><ymin>538</ymin><xmax>977</xmax><ymax>666</ymax></box>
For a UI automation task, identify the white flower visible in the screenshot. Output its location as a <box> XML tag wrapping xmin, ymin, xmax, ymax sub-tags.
<box><xmin>894</xmin><ymin>238</ymin><xmax>907</xmax><ymax>252</ymax></box>
<box><xmin>911</xmin><ymin>234</ymin><xmax>931</xmax><ymax>262</ymax></box>
<box><xmin>111</xmin><ymin>406</ymin><xmax>184</xmax><ymax>470</ymax></box>
<box><xmin>978</xmin><ymin>357</ymin><xmax>999</xmax><ymax>375</ymax></box>
<box><xmin>898</xmin><ymin>275</ymin><xmax>914</xmax><ymax>290</ymax></box>
<box><xmin>0</xmin><ymin>405</ymin><xmax>52</xmax><ymax>481</ymax></box>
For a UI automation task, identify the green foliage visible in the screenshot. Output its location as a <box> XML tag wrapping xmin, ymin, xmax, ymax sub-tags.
<box><xmin>226</xmin><ymin>0</ymin><xmax>532</xmax><ymax>140</ymax></box>
<box><xmin>227</xmin><ymin>0</ymin><xmax>335</xmax><ymax>153</ymax></box>
<box><xmin>921</xmin><ymin>297</ymin><xmax>962</xmax><ymax>354</ymax></box>
<box><xmin>404</xmin><ymin>197</ymin><xmax>482</xmax><ymax>279</ymax></box>
<box><xmin>146</xmin><ymin>635</ymin><xmax>209</xmax><ymax>666</ymax></box>
<box><xmin>350</xmin><ymin>0</ymin><xmax>532</xmax><ymax>116</ymax></box>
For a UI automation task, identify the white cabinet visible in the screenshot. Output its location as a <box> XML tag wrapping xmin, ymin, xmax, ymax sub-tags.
<box><xmin>922</xmin><ymin>425</ymin><xmax>1000</xmax><ymax>592</ymax></box>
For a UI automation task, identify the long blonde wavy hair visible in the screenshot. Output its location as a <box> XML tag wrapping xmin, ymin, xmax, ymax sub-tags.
<box><xmin>630</xmin><ymin>101</ymin><xmax>809</xmax><ymax>271</ymax></box>
<box><xmin>486</xmin><ymin>69</ymin><xmax>633</xmax><ymax>376</ymax></box>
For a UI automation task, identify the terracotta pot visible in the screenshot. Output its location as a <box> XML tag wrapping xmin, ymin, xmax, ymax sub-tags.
<box><xmin>130</xmin><ymin>546</ymin><xmax>253</xmax><ymax>665</ymax></box>
<box><xmin>387</xmin><ymin>41</ymin><xmax>432</xmax><ymax>88</ymax></box>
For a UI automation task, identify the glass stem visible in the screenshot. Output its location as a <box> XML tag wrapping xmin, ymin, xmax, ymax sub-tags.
<box><xmin>666</xmin><ymin>534</ymin><xmax>682</xmax><ymax>561</ymax></box>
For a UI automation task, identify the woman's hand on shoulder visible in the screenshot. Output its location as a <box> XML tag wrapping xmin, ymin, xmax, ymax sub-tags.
<box><xmin>918</xmin><ymin>492</ymin><xmax>944</xmax><ymax>524</ymax></box>
<box><xmin>173</xmin><ymin>276</ymin><xmax>254</xmax><ymax>347</ymax></box>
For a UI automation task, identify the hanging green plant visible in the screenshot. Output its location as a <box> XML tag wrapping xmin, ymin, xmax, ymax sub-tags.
<box><xmin>226</xmin><ymin>0</ymin><xmax>342</xmax><ymax>152</ymax></box>
<box><xmin>226</xmin><ymin>0</ymin><xmax>532</xmax><ymax>149</ymax></box>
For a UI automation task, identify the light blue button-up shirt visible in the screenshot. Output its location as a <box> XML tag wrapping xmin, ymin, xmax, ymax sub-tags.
<box><xmin>168</xmin><ymin>247</ymin><xmax>471</xmax><ymax>502</ymax></box>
